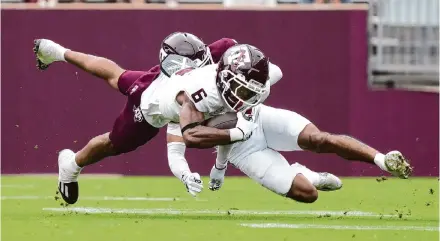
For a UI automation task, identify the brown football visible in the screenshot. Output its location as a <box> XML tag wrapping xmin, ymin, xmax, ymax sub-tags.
<box><xmin>203</xmin><ymin>112</ymin><xmax>238</xmax><ymax>129</ymax></box>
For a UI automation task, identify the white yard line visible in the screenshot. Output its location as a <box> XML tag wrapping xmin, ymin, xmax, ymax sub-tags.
<box><xmin>42</xmin><ymin>207</ymin><xmax>394</xmax><ymax>217</ymax></box>
<box><xmin>2</xmin><ymin>196</ymin><xmax>183</xmax><ymax>201</ymax></box>
<box><xmin>1</xmin><ymin>184</ymin><xmax>34</xmax><ymax>188</ymax></box>
<box><xmin>231</xmin><ymin>210</ymin><xmax>391</xmax><ymax>217</ymax></box>
<box><xmin>1</xmin><ymin>174</ymin><xmax>123</xmax><ymax>178</ymax></box>
<box><xmin>240</xmin><ymin>223</ymin><xmax>439</xmax><ymax>232</ymax></box>
<box><xmin>1</xmin><ymin>196</ymin><xmax>43</xmax><ymax>200</ymax></box>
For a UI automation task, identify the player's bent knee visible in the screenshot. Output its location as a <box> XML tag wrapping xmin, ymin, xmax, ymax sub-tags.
<box><xmin>286</xmin><ymin>186</ymin><xmax>318</xmax><ymax>203</ymax></box>
<box><xmin>303</xmin><ymin>188</ymin><xmax>319</xmax><ymax>203</ymax></box>
<box><xmin>286</xmin><ymin>174</ymin><xmax>318</xmax><ymax>203</ymax></box>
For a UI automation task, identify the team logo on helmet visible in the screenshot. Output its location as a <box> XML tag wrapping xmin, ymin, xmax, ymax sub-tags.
<box><xmin>228</xmin><ymin>48</ymin><xmax>249</xmax><ymax>72</ymax></box>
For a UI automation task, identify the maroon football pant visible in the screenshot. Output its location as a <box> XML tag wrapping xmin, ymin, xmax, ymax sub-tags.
<box><xmin>108</xmin><ymin>68</ymin><xmax>160</xmax><ymax>153</ymax></box>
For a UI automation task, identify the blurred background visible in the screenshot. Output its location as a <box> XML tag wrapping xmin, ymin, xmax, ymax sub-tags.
<box><xmin>1</xmin><ymin>0</ymin><xmax>439</xmax><ymax>177</ymax></box>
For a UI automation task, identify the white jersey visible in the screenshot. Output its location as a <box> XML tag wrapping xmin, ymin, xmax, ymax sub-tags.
<box><xmin>140</xmin><ymin>64</ymin><xmax>226</xmax><ymax>128</ymax></box>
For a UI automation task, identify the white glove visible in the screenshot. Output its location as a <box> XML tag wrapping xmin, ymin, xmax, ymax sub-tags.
<box><xmin>230</xmin><ymin>112</ymin><xmax>257</xmax><ymax>142</ymax></box>
<box><xmin>209</xmin><ymin>165</ymin><xmax>227</xmax><ymax>191</ymax></box>
<box><xmin>182</xmin><ymin>172</ymin><xmax>203</xmax><ymax>197</ymax></box>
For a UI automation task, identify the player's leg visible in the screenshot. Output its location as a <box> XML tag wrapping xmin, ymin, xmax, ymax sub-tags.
<box><xmin>233</xmin><ymin>148</ymin><xmax>318</xmax><ymax>203</ymax></box>
<box><xmin>287</xmin><ymin>174</ymin><xmax>318</xmax><ymax>203</ymax></box>
<box><xmin>72</xmin><ymin>107</ymin><xmax>159</xmax><ymax>167</ymax></box>
<box><xmin>259</xmin><ymin>105</ymin><xmax>412</xmax><ymax>179</ymax></box>
<box><xmin>57</xmin><ymin>133</ymin><xmax>116</xmax><ymax>205</ymax></box>
<box><xmin>298</xmin><ymin>123</ymin><xmax>412</xmax><ymax>178</ymax></box>
<box><xmin>74</xmin><ymin>133</ymin><xmax>118</xmax><ymax>167</ymax></box>
<box><xmin>57</xmin><ymin>101</ymin><xmax>159</xmax><ymax>204</ymax></box>
<box><xmin>256</xmin><ymin>150</ymin><xmax>341</xmax><ymax>201</ymax></box>
<box><xmin>33</xmin><ymin>39</ymin><xmax>127</xmax><ymax>92</ymax></box>
<box><xmin>259</xmin><ymin>104</ymin><xmax>311</xmax><ymax>152</ymax></box>
<box><xmin>69</xmin><ymin>69</ymin><xmax>154</xmax><ymax>167</ymax></box>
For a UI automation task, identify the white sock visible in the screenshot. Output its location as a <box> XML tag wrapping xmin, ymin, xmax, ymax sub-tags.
<box><xmin>47</xmin><ymin>41</ymin><xmax>69</xmax><ymax>62</ymax></box>
<box><xmin>301</xmin><ymin>169</ymin><xmax>320</xmax><ymax>186</ymax></box>
<box><xmin>59</xmin><ymin>151</ymin><xmax>82</xmax><ymax>183</ymax></box>
<box><xmin>56</xmin><ymin>45</ymin><xmax>69</xmax><ymax>62</ymax></box>
<box><xmin>69</xmin><ymin>153</ymin><xmax>82</xmax><ymax>173</ymax></box>
<box><xmin>374</xmin><ymin>153</ymin><xmax>387</xmax><ymax>171</ymax></box>
<box><xmin>292</xmin><ymin>163</ymin><xmax>320</xmax><ymax>186</ymax></box>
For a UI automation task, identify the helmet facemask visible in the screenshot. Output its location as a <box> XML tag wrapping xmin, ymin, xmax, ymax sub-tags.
<box><xmin>160</xmin><ymin>46</ymin><xmax>213</xmax><ymax>68</ymax></box>
<box><xmin>218</xmin><ymin>69</ymin><xmax>268</xmax><ymax>112</ymax></box>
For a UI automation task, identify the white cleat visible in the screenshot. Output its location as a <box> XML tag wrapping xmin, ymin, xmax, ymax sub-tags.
<box><xmin>384</xmin><ymin>150</ymin><xmax>413</xmax><ymax>179</ymax></box>
<box><xmin>57</xmin><ymin>149</ymin><xmax>80</xmax><ymax>204</ymax></box>
<box><xmin>33</xmin><ymin>39</ymin><xmax>65</xmax><ymax>70</ymax></box>
<box><xmin>292</xmin><ymin>162</ymin><xmax>342</xmax><ymax>191</ymax></box>
<box><xmin>315</xmin><ymin>172</ymin><xmax>343</xmax><ymax>191</ymax></box>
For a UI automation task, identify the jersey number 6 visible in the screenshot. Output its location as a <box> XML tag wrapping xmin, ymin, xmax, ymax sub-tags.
<box><xmin>191</xmin><ymin>88</ymin><xmax>207</xmax><ymax>103</ymax></box>
<box><xmin>175</xmin><ymin>68</ymin><xmax>207</xmax><ymax>103</ymax></box>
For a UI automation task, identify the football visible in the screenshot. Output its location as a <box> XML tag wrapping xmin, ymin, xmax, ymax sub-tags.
<box><xmin>203</xmin><ymin>112</ymin><xmax>237</xmax><ymax>129</ymax></box>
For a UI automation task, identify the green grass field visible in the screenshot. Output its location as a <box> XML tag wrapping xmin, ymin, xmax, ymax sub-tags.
<box><xmin>1</xmin><ymin>176</ymin><xmax>439</xmax><ymax>241</ymax></box>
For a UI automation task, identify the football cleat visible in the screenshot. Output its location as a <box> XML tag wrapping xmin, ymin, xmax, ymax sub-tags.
<box><xmin>33</xmin><ymin>39</ymin><xmax>66</xmax><ymax>70</ymax></box>
<box><xmin>384</xmin><ymin>150</ymin><xmax>413</xmax><ymax>179</ymax></box>
<box><xmin>58</xmin><ymin>182</ymin><xmax>78</xmax><ymax>205</ymax></box>
<box><xmin>315</xmin><ymin>172</ymin><xmax>343</xmax><ymax>191</ymax></box>
<box><xmin>57</xmin><ymin>149</ymin><xmax>80</xmax><ymax>204</ymax></box>
<box><xmin>33</xmin><ymin>39</ymin><xmax>51</xmax><ymax>70</ymax></box>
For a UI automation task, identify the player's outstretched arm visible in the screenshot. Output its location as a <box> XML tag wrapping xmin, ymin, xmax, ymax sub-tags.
<box><xmin>166</xmin><ymin>125</ymin><xmax>203</xmax><ymax>196</ymax></box>
<box><xmin>167</xmin><ymin>133</ymin><xmax>191</xmax><ymax>179</ymax></box>
<box><xmin>297</xmin><ymin>123</ymin><xmax>413</xmax><ymax>179</ymax></box>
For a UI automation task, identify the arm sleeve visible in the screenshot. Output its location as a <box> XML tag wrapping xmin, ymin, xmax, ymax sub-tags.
<box><xmin>117</xmin><ymin>70</ymin><xmax>146</xmax><ymax>95</ymax></box>
<box><xmin>208</xmin><ymin>38</ymin><xmax>238</xmax><ymax>63</ymax></box>
<box><xmin>167</xmin><ymin>123</ymin><xmax>191</xmax><ymax>181</ymax></box>
<box><xmin>167</xmin><ymin>142</ymin><xmax>191</xmax><ymax>181</ymax></box>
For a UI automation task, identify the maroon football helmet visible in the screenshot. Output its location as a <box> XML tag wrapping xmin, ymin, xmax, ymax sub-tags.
<box><xmin>216</xmin><ymin>44</ymin><xmax>270</xmax><ymax>112</ymax></box>
<box><xmin>160</xmin><ymin>32</ymin><xmax>213</xmax><ymax>67</ymax></box>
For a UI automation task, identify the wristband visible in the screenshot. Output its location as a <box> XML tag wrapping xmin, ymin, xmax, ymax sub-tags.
<box><xmin>229</xmin><ymin>128</ymin><xmax>244</xmax><ymax>142</ymax></box>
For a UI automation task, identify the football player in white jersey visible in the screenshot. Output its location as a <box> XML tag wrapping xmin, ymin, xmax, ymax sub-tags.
<box><xmin>165</xmin><ymin>45</ymin><xmax>283</xmax><ymax>196</ymax></box>
<box><xmin>33</xmin><ymin>34</ymin><xmax>277</xmax><ymax>204</ymax></box>
<box><xmin>168</xmin><ymin>95</ymin><xmax>412</xmax><ymax>202</ymax></box>
<box><xmin>165</xmin><ymin>56</ymin><xmax>413</xmax><ymax>202</ymax></box>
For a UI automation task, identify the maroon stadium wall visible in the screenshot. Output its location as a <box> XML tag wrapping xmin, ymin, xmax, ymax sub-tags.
<box><xmin>2</xmin><ymin>9</ymin><xmax>438</xmax><ymax>177</ymax></box>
